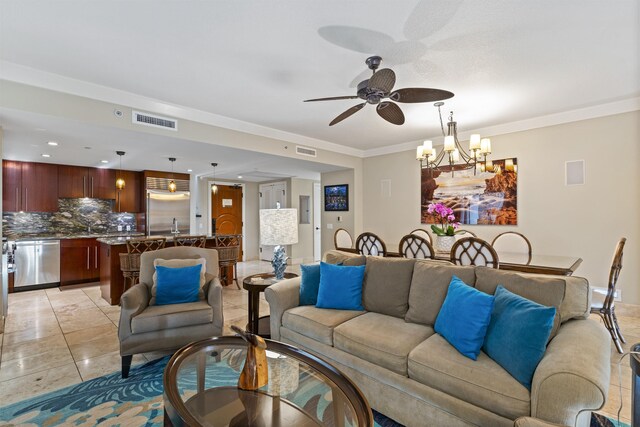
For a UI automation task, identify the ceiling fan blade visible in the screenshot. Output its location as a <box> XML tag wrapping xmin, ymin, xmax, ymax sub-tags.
<box><xmin>376</xmin><ymin>102</ymin><xmax>405</xmax><ymax>125</ymax></box>
<box><xmin>389</xmin><ymin>88</ymin><xmax>455</xmax><ymax>103</ymax></box>
<box><xmin>368</xmin><ymin>68</ymin><xmax>396</xmax><ymax>93</ymax></box>
<box><xmin>329</xmin><ymin>103</ymin><xmax>366</xmax><ymax>126</ymax></box>
<box><xmin>304</xmin><ymin>95</ymin><xmax>359</xmax><ymax>102</ymax></box>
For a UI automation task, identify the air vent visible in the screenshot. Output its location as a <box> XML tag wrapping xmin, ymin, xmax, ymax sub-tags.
<box><xmin>296</xmin><ymin>145</ymin><xmax>317</xmax><ymax>157</ymax></box>
<box><xmin>132</xmin><ymin>111</ymin><xmax>178</xmax><ymax>131</ymax></box>
<box><xmin>146</xmin><ymin>177</ymin><xmax>189</xmax><ymax>192</ymax></box>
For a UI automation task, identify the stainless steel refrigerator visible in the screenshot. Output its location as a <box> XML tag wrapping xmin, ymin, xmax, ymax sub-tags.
<box><xmin>146</xmin><ymin>190</ymin><xmax>191</xmax><ymax>236</ymax></box>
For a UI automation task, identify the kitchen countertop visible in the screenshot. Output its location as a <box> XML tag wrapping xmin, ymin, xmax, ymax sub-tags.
<box><xmin>7</xmin><ymin>232</ymin><xmax>145</xmax><ymax>242</ymax></box>
<box><xmin>97</xmin><ymin>234</ymin><xmax>242</xmax><ymax>246</ymax></box>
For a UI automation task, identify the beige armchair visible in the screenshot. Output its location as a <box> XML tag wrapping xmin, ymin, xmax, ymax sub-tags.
<box><xmin>118</xmin><ymin>247</ymin><xmax>224</xmax><ymax>378</ymax></box>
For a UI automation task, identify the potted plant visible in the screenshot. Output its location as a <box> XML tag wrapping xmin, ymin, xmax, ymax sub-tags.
<box><xmin>427</xmin><ymin>202</ymin><xmax>463</xmax><ymax>252</ymax></box>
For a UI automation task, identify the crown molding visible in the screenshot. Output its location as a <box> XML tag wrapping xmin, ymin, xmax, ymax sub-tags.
<box><xmin>0</xmin><ymin>61</ymin><xmax>365</xmax><ymax>158</ymax></box>
<box><xmin>363</xmin><ymin>96</ymin><xmax>640</xmax><ymax>158</ymax></box>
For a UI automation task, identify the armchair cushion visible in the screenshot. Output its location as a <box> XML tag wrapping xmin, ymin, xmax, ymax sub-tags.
<box><xmin>150</xmin><ymin>258</ymin><xmax>206</xmax><ymax>305</ymax></box>
<box><xmin>155</xmin><ymin>264</ymin><xmax>203</xmax><ymax>305</ymax></box>
<box><xmin>131</xmin><ymin>300</ymin><xmax>213</xmax><ymax>334</ymax></box>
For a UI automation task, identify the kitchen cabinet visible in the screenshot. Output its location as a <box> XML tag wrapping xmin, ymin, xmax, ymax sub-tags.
<box><xmin>58</xmin><ymin>166</ymin><xmax>115</xmax><ymax>199</ymax></box>
<box><xmin>2</xmin><ymin>160</ymin><xmax>58</xmax><ymax>212</ymax></box>
<box><xmin>60</xmin><ymin>238</ymin><xmax>100</xmax><ymax>285</ymax></box>
<box><xmin>115</xmin><ymin>170</ymin><xmax>142</xmax><ymax>213</ymax></box>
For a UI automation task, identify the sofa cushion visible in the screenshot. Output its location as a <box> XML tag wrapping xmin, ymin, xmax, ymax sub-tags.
<box><xmin>300</xmin><ymin>264</ymin><xmax>321</xmax><ymax>306</ymax></box>
<box><xmin>363</xmin><ymin>257</ymin><xmax>416</xmax><ymax>318</ymax></box>
<box><xmin>282</xmin><ymin>306</ymin><xmax>365</xmax><ymax>346</ymax></box>
<box><xmin>316</xmin><ymin>263</ymin><xmax>365</xmax><ymax>310</ymax></box>
<box><xmin>131</xmin><ymin>301</ymin><xmax>213</xmax><ymax>334</ymax></box>
<box><xmin>475</xmin><ymin>267</ymin><xmax>565</xmax><ymax>338</ymax></box>
<box><xmin>324</xmin><ymin>250</ymin><xmax>366</xmax><ymax>266</ymax></box>
<box><xmin>334</xmin><ymin>312</ymin><xmax>434</xmax><ymax>376</ymax></box>
<box><xmin>408</xmin><ymin>334</ymin><xmax>530</xmax><ymax>420</ymax></box>
<box><xmin>405</xmin><ymin>262</ymin><xmax>476</xmax><ymax>326</ymax></box>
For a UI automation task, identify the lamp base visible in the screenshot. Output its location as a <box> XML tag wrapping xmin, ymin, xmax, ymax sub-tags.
<box><xmin>271</xmin><ymin>246</ymin><xmax>288</xmax><ymax>280</ymax></box>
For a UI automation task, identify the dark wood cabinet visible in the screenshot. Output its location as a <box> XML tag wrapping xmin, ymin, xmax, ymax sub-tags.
<box><xmin>58</xmin><ymin>166</ymin><xmax>116</xmax><ymax>199</ymax></box>
<box><xmin>115</xmin><ymin>170</ymin><xmax>142</xmax><ymax>213</ymax></box>
<box><xmin>61</xmin><ymin>238</ymin><xmax>100</xmax><ymax>286</ymax></box>
<box><xmin>2</xmin><ymin>160</ymin><xmax>58</xmax><ymax>212</ymax></box>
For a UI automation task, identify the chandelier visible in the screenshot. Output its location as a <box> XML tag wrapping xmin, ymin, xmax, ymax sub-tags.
<box><xmin>416</xmin><ymin>102</ymin><xmax>491</xmax><ymax>177</ymax></box>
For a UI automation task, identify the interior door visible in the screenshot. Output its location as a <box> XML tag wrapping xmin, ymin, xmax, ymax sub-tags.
<box><xmin>212</xmin><ymin>185</ymin><xmax>243</xmax><ymax>261</ymax></box>
<box><xmin>313</xmin><ymin>182</ymin><xmax>322</xmax><ymax>261</ymax></box>
<box><xmin>259</xmin><ymin>182</ymin><xmax>286</xmax><ymax>261</ymax></box>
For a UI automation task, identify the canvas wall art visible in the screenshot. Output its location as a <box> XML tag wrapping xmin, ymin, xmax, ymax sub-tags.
<box><xmin>324</xmin><ymin>184</ymin><xmax>349</xmax><ymax>211</ymax></box>
<box><xmin>421</xmin><ymin>158</ymin><xmax>518</xmax><ymax>225</ymax></box>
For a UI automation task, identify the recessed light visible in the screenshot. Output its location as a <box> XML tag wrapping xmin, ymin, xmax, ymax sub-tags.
<box><xmin>41</xmin><ymin>154</ymin><xmax>51</xmax><ymax>158</ymax></box>
<box><xmin>237</xmin><ymin>175</ymin><xmax>243</xmax><ymax>179</ymax></box>
<box><xmin>47</xmin><ymin>141</ymin><xmax>58</xmax><ymax>146</ymax></box>
<box><xmin>187</xmin><ymin>169</ymin><xmax>193</xmax><ymax>172</ymax></box>
<box><xmin>101</xmin><ymin>160</ymin><xmax>109</xmax><ymax>164</ymax></box>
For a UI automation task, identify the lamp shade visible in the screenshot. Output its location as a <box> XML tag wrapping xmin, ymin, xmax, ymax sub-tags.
<box><xmin>259</xmin><ymin>208</ymin><xmax>298</xmax><ymax>246</ymax></box>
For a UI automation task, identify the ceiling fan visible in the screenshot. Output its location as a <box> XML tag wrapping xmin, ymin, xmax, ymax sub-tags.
<box><xmin>304</xmin><ymin>56</ymin><xmax>454</xmax><ymax>126</ymax></box>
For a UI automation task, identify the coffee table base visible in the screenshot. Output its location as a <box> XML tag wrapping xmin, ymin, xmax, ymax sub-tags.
<box><xmin>185</xmin><ymin>386</ymin><xmax>320</xmax><ymax>427</ymax></box>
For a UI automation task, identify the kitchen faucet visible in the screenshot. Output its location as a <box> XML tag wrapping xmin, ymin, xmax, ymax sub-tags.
<box><xmin>171</xmin><ymin>218</ymin><xmax>180</xmax><ymax>235</ymax></box>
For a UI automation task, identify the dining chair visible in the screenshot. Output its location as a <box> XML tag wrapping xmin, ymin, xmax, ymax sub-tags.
<box><xmin>454</xmin><ymin>229</ymin><xmax>477</xmax><ymax>241</ymax></box>
<box><xmin>173</xmin><ymin>234</ymin><xmax>207</xmax><ymax>248</ymax></box>
<box><xmin>591</xmin><ymin>238</ymin><xmax>626</xmax><ymax>353</ymax></box>
<box><xmin>410</xmin><ymin>228</ymin><xmax>433</xmax><ymax>245</ymax></box>
<box><xmin>399</xmin><ymin>234</ymin><xmax>435</xmax><ymax>260</ymax></box>
<box><xmin>355</xmin><ymin>232</ymin><xmax>387</xmax><ymax>257</ymax></box>
<box><xmin>450</xmin><ymin>237</ymin><xmax>499</xmax><ymax>268</ymax></box>
<box><xmin>334</xmin><ymin>228</ymin><xmax>354</xmax><ymax>250</ymax></box>
<box><xmin>492</xmin><ymin>231</ymin><xmax>532</xmax><ymax>254</ymax></box>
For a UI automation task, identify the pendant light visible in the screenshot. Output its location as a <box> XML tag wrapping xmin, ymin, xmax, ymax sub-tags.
<box><xmin>115</xmin><ymin>151</ymin><xmax>126</xmax><ymax>190</ymax></box>
<box><xmin>211</xmin><ymin>163</ymin><xmax>219</xmax><ymax>195</ymax></box>
<box><xmin>168</xmin><ymin>157</ymin><xmax>177</xmax><ymax>192</ymax></box>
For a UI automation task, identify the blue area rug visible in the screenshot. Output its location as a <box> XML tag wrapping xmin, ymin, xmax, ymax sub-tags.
<box><xmin>0</xmin><ymin>355</ymin><xmax>629</xmax><ymax>426</ymax></box>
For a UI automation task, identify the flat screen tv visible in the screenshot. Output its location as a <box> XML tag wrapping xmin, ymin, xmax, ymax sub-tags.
<box><xmin>324</xmin><ymin>184</ymin><xmax>349</xmax><ymax>211</ymax></box>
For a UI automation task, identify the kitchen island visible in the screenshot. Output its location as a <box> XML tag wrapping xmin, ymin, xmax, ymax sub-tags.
<box><xmin>98</xmin><ymin>235</ymin><xmax>241</xmax><ymax>305</ymax></box>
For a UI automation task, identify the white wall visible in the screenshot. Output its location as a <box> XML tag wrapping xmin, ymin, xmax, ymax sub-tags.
<box><xmin>363</xmin><ymin>111</ymin><xmax>640</xmax><ymax>304</ymax></box>
<box><xmin>289</xmin><ymin>178</ymin><xmax>319</xmax><ymax>264</ymax></box>
<box><xmin>321</xmin><ymin>169</ymin><xmax>355</xmax><ymax>254</ymax></box>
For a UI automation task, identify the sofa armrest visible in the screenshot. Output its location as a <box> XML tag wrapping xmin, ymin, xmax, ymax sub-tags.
<box><xmin>264</xmin><ymin>277</ymin><xmax>301</xmax><ymax>341</ymax></box>
<box><xmin>207</xmin><ymin>277</ymin><xmax>224</xmax><ymax>335</ymax></box>
<box><xmin>118</xmin><ymin>283</ymin><xmax>150</xmax><ymax>342</ymax></box>
<box><xmin>531</xmin><ymin>319</ymin><xmax>610</xmax><ymax>426</ymax></box>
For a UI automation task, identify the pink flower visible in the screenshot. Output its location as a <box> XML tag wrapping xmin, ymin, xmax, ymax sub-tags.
<box><xmin>447</xmin><ymin>214</ymin><xmax>455</xmax><ymax>221</ymax></box>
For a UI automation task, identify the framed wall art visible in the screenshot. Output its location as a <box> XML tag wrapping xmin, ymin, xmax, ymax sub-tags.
<box><xmin>324</xmin><ymin>184</ymin><xmax>349</xmax><ymax>211</ymax></box>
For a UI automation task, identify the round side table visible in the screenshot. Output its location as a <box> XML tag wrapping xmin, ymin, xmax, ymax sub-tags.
<box><xmin>242</xmin><ymin>272</ymin><xmax>298</xmax><ymax>337</ymax></box>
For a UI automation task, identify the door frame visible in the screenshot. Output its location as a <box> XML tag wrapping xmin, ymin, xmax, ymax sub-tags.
<box><xmin>207</xmin><ymin>180</ymin><xmax>246</xmax><ymax>262</ymax></box>
<box><xmin>258</xmin><ymin>180</ymin><xmax>288</xmax><ymax>261</ymax></box>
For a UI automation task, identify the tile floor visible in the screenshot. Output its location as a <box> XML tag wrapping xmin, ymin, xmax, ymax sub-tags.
<box><xmin>0</xmin><ymin>260</ymin><xmax>636</xmax><ymax>425</ymax></box>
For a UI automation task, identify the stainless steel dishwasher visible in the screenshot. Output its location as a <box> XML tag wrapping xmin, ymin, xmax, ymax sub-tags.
<box><xmin>14</xmin><ymin>240</ymin><xmax>61</xmax><ymax>289</ymax></box>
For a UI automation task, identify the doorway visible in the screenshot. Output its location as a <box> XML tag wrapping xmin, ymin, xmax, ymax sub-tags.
<box><xmin>211</xmin><ymin>184</ymin><xmax>243</xmax><ymax>261</ymax></box>
<box><xmin>259</xmin><ymin>181</ymin><xmax>287</xmax><ymax>261</ymax></box>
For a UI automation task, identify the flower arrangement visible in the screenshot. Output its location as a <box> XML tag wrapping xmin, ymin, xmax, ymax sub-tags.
<box><xmin>427</xmin><ymin>202</ymin><xmax>462</xmax><ymax>236</ymax></box>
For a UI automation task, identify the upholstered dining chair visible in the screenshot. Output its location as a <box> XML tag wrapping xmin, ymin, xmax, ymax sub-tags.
<box><xmin>355</xmin><ymin>232</ymin><xmax>387</xmax><ymax>257</ymax></box>
<box><xmin>399</xmin><ymin>234</ymin><xmax>435</xmax><ymax>260</ymax></box>
<box><xmin>118</xmin><ymin>246</ymin><xmax>224</xmax><ymax>378</ymax></box>
<box><xmin>334</xmin><ymin>228</ymin><xmax>354</xmax><ymax>250</ymax></box>
<box><xmin>450</xmin><ymin>237</ymin><xmax>499</xmax><ymax>268</ymax></box>
<box><xmin>492</xmin><ymin>231</ymin><xmax>532</xmax><ymax>261</ymax></box>
<box><xmin>591</xmin><ymin>237</ymin><xmax>626</xmax><ymax>353</ymax></box>
<box><xmin>410</xmin><ymin>228</ymin><xmax>433</xmax><ymax>245</ymax></box>
<box><xmin>173</xmin><ymin>235</ymin><xmax>207</xmax><ymax>248</ymax></box>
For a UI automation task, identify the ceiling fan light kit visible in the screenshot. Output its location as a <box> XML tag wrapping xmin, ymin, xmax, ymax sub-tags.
<box><xmin>304</xmin><ymin>56</ymin><xmax>453</xmax><ymax>126</ymax></box>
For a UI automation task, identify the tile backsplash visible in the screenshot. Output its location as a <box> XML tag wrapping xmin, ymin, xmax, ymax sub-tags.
<box><xmin>3</xmin><ymin>198</ymin><xmax>137</xmax><ymax>236</ymax></box>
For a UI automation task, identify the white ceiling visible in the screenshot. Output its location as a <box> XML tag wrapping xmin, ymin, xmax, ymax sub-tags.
<box><xmin>0</xmin><ymin>0</ymin><xmax>638</xmax><ymax>151</ymax></box>
<box><xmin>0</xmin><ymin>108</ymin><xmax>342</xmax><ymax>181</ymax></box>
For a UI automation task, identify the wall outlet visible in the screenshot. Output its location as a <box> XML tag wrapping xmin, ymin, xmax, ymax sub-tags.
<box><xmin>327</xmin><ymin>223</ymin><xmax>333</xmax><ymax>230</ymax></box>
<box><xmin>126</xmin><ymin>225</ymin><xmax>131</xmax><ymax>231</ymax></box>
<box><xmin>117</xmin><ymin>225</ymin><xmax>123</xmax><ymax>232</ymax></box>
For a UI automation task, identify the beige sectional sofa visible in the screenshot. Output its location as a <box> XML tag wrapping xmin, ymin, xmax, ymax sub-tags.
<box><xmin>265</xmin><ymin>250</ymin><xmax>611</xmax><ymax>427</ymax></box>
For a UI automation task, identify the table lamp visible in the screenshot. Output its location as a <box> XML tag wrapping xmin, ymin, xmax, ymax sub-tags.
<box><xmin>259</xmin><ymin>205</ymin><xmax>298</xmax><ymax>280</ymax></box>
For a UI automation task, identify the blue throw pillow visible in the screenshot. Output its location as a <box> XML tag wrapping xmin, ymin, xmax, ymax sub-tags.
<box><xmin>316</xmin><ymin>262</ymin><xmax>365</xmax><ymax>310</ymax></box>
<box><xmin>434</xmin><ymin>276</ymin><xmax>495</xmax><ymax>360</ymax></box>
<box><xmin>300</xmin><ymin>264</ymin><xmax>321</xmax><ymax>305</ymax></box>
<box><xmin>483</xmin><ymin>285</ymin><xmax>556</xmax><ymax>390</ymax></box>
<box><xmin>155</xmin><ymin>264</ymin><xmax>202</xmax><ymax>305</ymax></box>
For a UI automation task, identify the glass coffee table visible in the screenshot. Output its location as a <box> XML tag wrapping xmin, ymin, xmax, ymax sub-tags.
<box><xmin>164</xmin><ymin>336</ymin><xmax>373</xmax><ymax>426</ymax></box>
